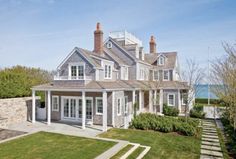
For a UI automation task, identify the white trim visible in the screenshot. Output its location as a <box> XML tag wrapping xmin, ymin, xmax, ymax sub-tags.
<box><xmin>57</xmin><ymin>47</ymin><xmax>95</xmax><ymax>70</ymax></box>
<box><xmin>104</xmin><ymin>64</ymin><xmax>112</xmax><ymax>79</ymax></box>
<box><xmin>60</xmin><ymin>96</ymin><xmax>93</xmax><ymax>122</ymax></box>
<box><xmin>167</xmin><ymin>93</ymin><xmax>175</xmax><ymax>106</ymax></box>
<box><xmin>52</xmin><ymin>95</ymin><xmax>59</xmax><ymax>111</ymax></box>
<box><xmin>68</xmin><ymin>62</ymin><xmax>85</xmax><ymax>80</ymax></box>
<box><xmin>95</xmin><ymin>97</ymin><xmax>103</xmax><ymax>115</ymax></box>
<box><xmin>163</xmin><ymin>70</ymin><xmax>169</xmax><ymax>81</ymax></box>
<box><xmin>117</xmin><ymin>98</ymin><xmax>122</xmax><ymax>116</ymax></box>
<box><xmin>158</xmin><ymin>56</ymin><xmax>165</xmax><ymax>65</ymax></box>
<box><xmin>153</xmin><ymin>70</ymin><xmax>159</xmax><ymax>81</ymax></box>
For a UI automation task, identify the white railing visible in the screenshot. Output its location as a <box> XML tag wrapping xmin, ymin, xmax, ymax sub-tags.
<box><xmin>109</xmin><ymin>30</ymin><xmax>143</xmax><ymax>46</ymax></box>
<box><xmin>54</xmin><ymin>76</ymin><xmax>92</xmax><ymax>80</ymax></box>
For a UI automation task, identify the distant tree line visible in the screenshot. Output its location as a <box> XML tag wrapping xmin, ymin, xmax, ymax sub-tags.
<box><xmin>0</xmin><ymin>65</ymin><xmax>52</xmax><ymax>99</ymax></box>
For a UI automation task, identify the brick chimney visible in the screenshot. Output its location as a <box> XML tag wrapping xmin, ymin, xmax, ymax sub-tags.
<box><xmin>149</xmin><ymin>35</ymin><xmax>156</xmax><ymax>53</ymax></box>
<box><xmin>94</xmin><ymin>22</ymin><xmax>103</xmax><ymax>54</ymax></box>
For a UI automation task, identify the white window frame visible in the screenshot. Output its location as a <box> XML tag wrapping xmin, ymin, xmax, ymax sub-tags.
<box><xmin>158</xmin><ymin>56</ymin><xmax>165</xmax><ymax>65</ymax></box>
<box><xmin>124</xmin><ymin>96</ymin><xmax>128</xmax><ymax>114</ymax></box>
<box><xmin>117</xmin><ymin>98</ymin><xmax>122</xmax><ymax>116</ymax></box>
<box><xmin>153</xmin><ymin>70</ymin><xmax>159</xmax><ymax>81</ymax></box>
<box><xmin>68</xmin><ymin>63</ymin><xmax>85</xmax><ymax>80</ymax></box>
<box><xmin>95</xmin><ymin>97</ymin><xmax>103</xmax><ymax>115</ymax></box>
<box><xmin>104</xmin><ymin>64</ymin><xmax>112</xmax><ymax>79</ymax></box>
<box><xmin>52</xmin><ymin>96</ymin><xmax>59</xmax><ymax>111</ymax></box>
<box><xmin>168</xmin><ymin>94</ymin><xmax>175</xmax><ymax>106</ymax></box>
<box><xmin>163</xmin><ymin>70</ymin><xmax>169</xmax><ymax>81</ymax></box>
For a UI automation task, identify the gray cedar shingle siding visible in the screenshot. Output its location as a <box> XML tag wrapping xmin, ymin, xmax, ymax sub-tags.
<box><xmin>163</xmin><ymin>89</ymin><xmax>179</xmax><ymax>108</ymax></box>
<box><xmin>59</xmin><ymin>51</ymin><xmax>95</xmax><ymax>79</ymax></box>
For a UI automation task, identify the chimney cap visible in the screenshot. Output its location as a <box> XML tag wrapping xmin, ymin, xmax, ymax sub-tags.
<box><xmin>96</xmin><ymin>22</ymin><xmax>101</xmax><ymax>30</ymax></box>
<box><xmin>150</xmin><ymin>35</ymin><xmax>156</xmax><ymax>43</ymax></box>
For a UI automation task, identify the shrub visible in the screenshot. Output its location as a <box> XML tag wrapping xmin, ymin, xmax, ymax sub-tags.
<box><xmin>130</xmin><ymin>113</ymin><xmax>200</xmax><ymax>136</ymax></box>
<box><xmin>163</xmin><ymin>104</ymin><xmax>179</xmax><ymax>116</ymax></box>
<box><xmin>190</xmin><ymin>104</ymin><xmax>205</xmax><ymax>119</ymax></box>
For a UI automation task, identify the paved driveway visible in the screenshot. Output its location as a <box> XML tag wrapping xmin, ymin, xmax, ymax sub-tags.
<box><xmin>0</xmin><ymin>129</ymin><xmax>26</xmax><ymax>141</ymax></box>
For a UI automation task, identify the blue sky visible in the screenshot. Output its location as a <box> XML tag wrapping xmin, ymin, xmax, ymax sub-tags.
<box><xmin>0</xmin><ymin>0</ymin><xmax>235</xmax><ymax>71</ymax></box>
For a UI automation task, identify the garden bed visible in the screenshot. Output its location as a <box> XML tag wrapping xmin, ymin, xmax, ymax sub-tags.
<box><xmin>130</xmin><ymin>113</ymin><xmax>201</xmax><ymax>136</ymax></box>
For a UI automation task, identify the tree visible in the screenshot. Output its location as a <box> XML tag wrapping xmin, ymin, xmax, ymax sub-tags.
<box><xmin>182</xmin><ymin>59</ymin><xmax>205</xmax><ymax>119</ymax></box>
<box><xmin>211</xmin><ymin>43</ymin><xmax>236</xmax><ymax>130</ymax></box>
<box><xmin>0</xmin><ymin>65</ymin><xmax>52</xmax><ymax>99</ymax></box>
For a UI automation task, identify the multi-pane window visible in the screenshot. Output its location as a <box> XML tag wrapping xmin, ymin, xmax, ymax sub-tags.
<box><xmin>105</xmin><ymin>64</ymin><xmax>112</xmax><ymax>79</ymax></box>
<box><xmin>52</xmin><ymin>96</ymin><xmax>59</xmax><ymax>111</ymax></box>
<box><xmin>63</xmin><ymin>99</ymin><xmax>69</xmax><ymax>117</ymax></box>
<box><xmin>78</xmin><ymin>66</ymin><xmax>84</xmax><ymax>79</ymax></box>
<box><xmin>96</xmin><ymin>98</ymin><xmax>103</xmax><ymax>115</ymax></box>
<box><xmin>70</xmin><ymin>64</ymin><xmax>84</xmax><ymax>80</ymax></box>
<box><xmin>158</xmin><ymin>56</ymin><xmax>165</xmax><ymax>65</ymax></box>
<box><xmin>78</xmin><ymin>99</ymin><xmax>82</xmax><ymax>118</ymax></box>
<box><xmin>163</xmin><ymin>70</ymin><xmax>169</xmax><ymax>80</ymax></box>
<box><xmin>70</xmin><ymin>99</ymin><xmax>76</xmax><ymax>118</ymax></box>
<box><xmin>154</xmin><ymin>71</ymin><xmax>159</xmax><ymax>80</ymax></box>
<box><xmin>71</xmin><ymin>66</ymin><xmax>77</xmax><ymax>79</ymax></box>
<box><xmin>168</xmin><ymin>94</ymin><xmax>175</xmax><ymax>106</ymax></box>
<box><xmin>117</xmin><ymin>98</ymin><xmax>121</xmax><ymax>115</ymax></box>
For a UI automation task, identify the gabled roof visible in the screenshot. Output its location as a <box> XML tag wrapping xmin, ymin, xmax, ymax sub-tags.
<box><xmin>144</xmin><ymin>52</ymin><xmax>177</xmax><ymax>69</ymax></box>
<box><xmin>57</xmin><ymin>47</ymin><xmax>101</xmax><ymax>69</ymax></box>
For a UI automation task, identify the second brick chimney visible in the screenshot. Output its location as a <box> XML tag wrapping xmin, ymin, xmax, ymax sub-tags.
<box><xmin>94</xmin><ymin>22</ymin><xmax>103</xmax><ymax>54</ymax></box>
<box><xmin>149</xmin><ymin>35</ymin><xmax>156</xmax><ymax>54</ymax></box>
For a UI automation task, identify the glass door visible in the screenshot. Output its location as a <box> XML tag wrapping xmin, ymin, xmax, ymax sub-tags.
<box><xmin>70</xmin><ymin>99</ymin><xmax>76</xmax><ymax>119</ymax></box>
<box><xmin>86</xmin><ymin>99</ymin><xmax>92</xmax><ymax>120</ymax></box>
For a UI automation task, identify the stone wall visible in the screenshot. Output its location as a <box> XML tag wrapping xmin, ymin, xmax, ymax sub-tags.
<box><xmin>0</xmin><ymin>97</ymin><xmax>40</xmax><ymax>128</ymax></box>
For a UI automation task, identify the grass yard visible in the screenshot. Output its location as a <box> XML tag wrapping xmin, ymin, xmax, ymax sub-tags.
<box><xmin>99</xmin><ymin>128</ymin><xmax>201</xmax><ymax>159</ymax></box>
<box><xmin>111</xmin><ymin>144</ymin><xmax>134</xmax><ymax>159</ymax></box>
<box><xmin>0</xmin><ymin>131</ymin><xmax>116</xmax><ymax>159</ymax></box>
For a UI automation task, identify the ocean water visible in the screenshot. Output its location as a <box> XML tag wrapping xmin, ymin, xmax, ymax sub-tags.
<box><xmin>195</xmin><ymin>84</ymin><xmax>219</xmax><ymax>99</ymax></box>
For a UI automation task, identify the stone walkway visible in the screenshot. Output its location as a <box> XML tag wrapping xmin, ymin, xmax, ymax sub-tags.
<box><xmin>200</xmin><ymin>120</ymin><xmax>223</xmax><ymax>159</ymax></box>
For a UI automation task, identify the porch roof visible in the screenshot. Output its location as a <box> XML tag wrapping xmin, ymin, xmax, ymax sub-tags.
<box><xmin>32</xmin><ymin>80</ymin><xmax>189</xmax><ymax>92</ymax></box>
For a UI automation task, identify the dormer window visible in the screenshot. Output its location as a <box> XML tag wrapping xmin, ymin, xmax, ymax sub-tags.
<box><xmin>104</xmin><ymin>64</ymin><xmax>112</xmax><ymax>79</ymax></box>
<box><xmin>69</xmin><ymin>63</ymin><xmax>85</xmax><ymax>80</ymax></box>
<box><xmin>158</xmin><ymin>56</ymin><xmax>165</xmax><ymax>65</ymax></box>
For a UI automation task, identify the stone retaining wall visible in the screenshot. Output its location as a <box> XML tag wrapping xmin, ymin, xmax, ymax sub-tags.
<box><xmin>0</xmin><ymin>97</ymin><xmax>40</xmax><ymax>128</ymax></box>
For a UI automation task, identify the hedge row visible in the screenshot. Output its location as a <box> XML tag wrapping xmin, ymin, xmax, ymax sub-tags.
<box><xmin>195</xmin><ymin>98</ymin><xmax>221</xmax><ymax>105</ymax></box>
<box><xmin>130</xmin><ymin>113</ymin><xmax>200</xmax><ymax>136</ymax></box>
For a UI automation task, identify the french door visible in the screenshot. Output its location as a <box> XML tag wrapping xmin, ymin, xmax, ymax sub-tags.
<box><xmin>62</xmin><ymin>97</ymin><xmax>93</xmax><ymax>121</ymax></box>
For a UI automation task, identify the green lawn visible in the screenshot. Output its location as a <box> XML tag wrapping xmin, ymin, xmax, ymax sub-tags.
<box><xmin>111</xmin><ymin>144</ymin><xmax>134</xmax><ymax>159</ymax></box>
<box><xmin>99</xmin><ymin>128</ymin><xmax>201</xmax><ymax>159</ymax></box>
<box><xmin>0</xmin><ymin>131</ymin><xmax>116</xmax><ymax>159</ymax></box>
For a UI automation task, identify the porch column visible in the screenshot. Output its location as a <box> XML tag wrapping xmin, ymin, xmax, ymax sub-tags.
<box><xmin>82</xmin><ymin>91</ymin><xmax>86</xmax><ymax>129</ymax></box>
<box><xmin>178</xmin><ymin>89</ymin><xmax>182</xmax><ymax>113</ymax></box>
<box><xmin>154</xmin><ymin>90</ymin><xmax>157</xmax><ymax>113</ymax></box>
<box><xmin>159</xmin><ymin>89</ymin><xmax>163</xmax><ymax>114</ymax></box>
<box><xmin>47</xmin><ymin>90</ymin><xmax>51</xmax><ymax>125</ymax></box>
<box><xmin>139</xmin><ymin>90</ymin><xmax>142</xmax><ymax>113</ymax></box>
<box><xmin>112</xmin><ymin>91</ymin><xmax>115</xmax><ymax>127</ymax></box>
<box><xmin>103</xmin><ymin>91</ymin><xmax>108</xmax><ymax>132</ymax></box>
<box><xmin>149</xmin><ymin>90</ymin><xmax>153</xmax><ymax>113</ymax></box>
<box><xmin>32</xmin><ymin>90</ymin><xmax>36</xmax><ymax>123</ymax></box>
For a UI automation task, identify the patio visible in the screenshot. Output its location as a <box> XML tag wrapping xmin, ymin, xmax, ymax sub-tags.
<box><xmin>7</xmin><ymin>121</ymin><xmax>108</xmax><ymax>138</ymax></box>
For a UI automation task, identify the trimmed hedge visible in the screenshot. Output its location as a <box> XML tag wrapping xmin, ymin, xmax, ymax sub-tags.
<box><xmin>195</xmin><ymin>98</ymin><xmax>221</xmax><ymax>105</ymax></box>
<box><xmin>130</xmin><ymin>113</ymin><xmax>200</xmax><ymax>136</ymax></box>
<box><xmin>163</xmin><ymin>104</ymin><xmax>179</xmax><ymax>116</ymax></box>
